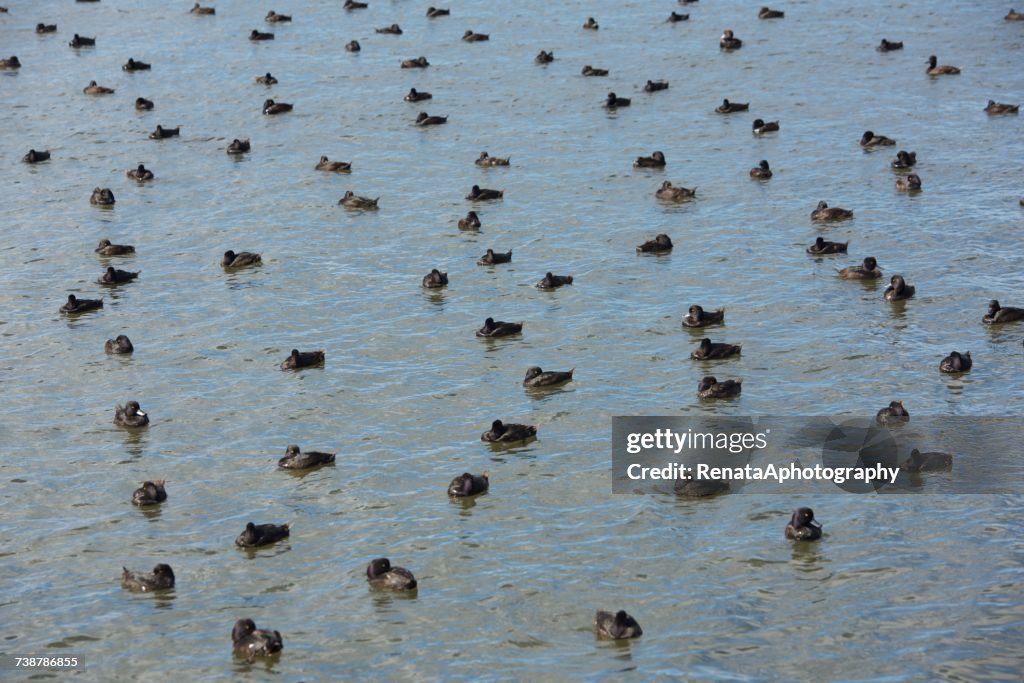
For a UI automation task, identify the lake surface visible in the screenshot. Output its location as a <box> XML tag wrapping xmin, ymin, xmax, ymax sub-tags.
<box><xmin>1</xmin><ymin>0</ymin><xmax>1023</xmax><ymax>680</ymax></box>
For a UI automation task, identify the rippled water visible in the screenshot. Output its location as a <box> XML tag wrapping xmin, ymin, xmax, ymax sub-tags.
<box><xmin>1</xmin><ymin>1</ymin><xmax>1023</xmax><ymax>680</ymax></box>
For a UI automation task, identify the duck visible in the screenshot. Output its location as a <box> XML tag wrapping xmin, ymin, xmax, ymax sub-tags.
<box><xmin>750</xmin><ymin>159</ymin><xmax>773</xmax><ymax>179</ymax></box>
<box><xmin>366</xmin><ymin>558</ymin><xmax>417</xmax><ymax>591</ymax></box>
<box><xmin>404</xmin><ymin>88</ymin><xmax>431</xmax><ymax>102</ymax></box>
<box><xmin>636</xmin><ymin>234</ymin><xmax>673</xmax><ymax>253</ymax></box>
<box><xmin>415</xmin><ymin>112</ymin><xmax>448</xmax><ymax>126</ymax></box>
<box><xmin>0</xmin><ymin>56</ymin><xmax>20</xmax><ymax>69</ymax></box>
<box><xmin>838</xmin><ymin>256</ymin><xmax>882</xmax><ymax>280</ymax></box>
<box><xmin>939</xmin><ymin>350</ymin><xmax>972</xmax><ymax>373</ymax></box>
<box><xmin>759</xmin><ymin>7</ymin><xmax>784</xmax><ymax>18</ymax></box>
<box><xmin>691</xmin><ymin>337</ymin><xmax>741</xmax><ymax>360</ymax></box>
<box><xmin>83</xmin><ymin>80</ymin><xmax>114</xmax><ymax>95</ymax></box>
<box><xmin>126</xmin><ymin>164</ymin><xmax>154</xmax><ymax>181</ymax></box>
<box><xmin>860</xmin><ymin>130</ymin><xmax>895</xmax><ymax>147</ymax></box>
<box><xmin>426</xmin><ymin>7</ymin><xmax>450</xmax><ymax>17</ymax></box>
<box><xmin>983</xmin><ymin>300</ymin><xmax>1024</xmax><ymax>324</ymax></box>
<box><xmin>23</xmin><ymin>149</ymin><xmax>50</xmax><ymax>163</ymax></box>
<box><xmin>462</xmin><ymin>30</ymin><xmax>489</xmax><ymax>42</ymax></box>
<box><xmin>634</xmin><ymin>151</ymin><xmax>666</xmax><ymax>168</ymax></box>
<box><xmin>232</xmin><ymin>619</ymin><xmax>283</xmax><ymax>657</ymax></box>
<box><xmin>342</xmin><ymin>40</ymin><xmax>361</xmax><ymax>52</ymax></box>
<box><xmin>720</xmin><ymin>29</ymin><xmax>743</xmax><ymax>50</ymax></box>
<box><xmin>985</xmin><ymin>100</ymin><xmax>1019</xmax><ymax>114</ymax></box>
<box><xmin>806</xmin><ymin>237</ymin><xmax>849</xmax><ymax>255</ymax></box>
<box><xmin>376</xmin><ymin>24</ymin><xmax>402</xmax><ymax>34</ymax></box>
<box><xmin>1007</xmin><ymin>8</ymin><xmax>1024</xmax><ymax>20</ymax></box>
<box><xmin>122</xmin><ymin>564</ymin><xmax>174</xmax><ymax>591</ymax></box>
<box><xmin>581</xmin><ymin>65</ymin><xmax>608</xmax><ymax>77</ymax></box>
<box><xmin>114</xmin><ymin>401</ymin><xmax>149</xmax><ymax>427</ymax></box>
<box><xmin>131</xmin><ymin>480</ymin><xmax>166</xmax><ymax>506</ymax></box>
<box><xmin>605</xmin><ymin>92</ymin><xmax>630</xmax><ymax>108</ymax></box>
<box><xmin>101</xmin><ymin>266</ymin><xmax>139</xmax><ymax>284</ymax></box>
<box><xmin>190</xmin><ymin>3</ymin><xmax>215</xmax><ymax>15</ymax></box>
<box><xmin>475</xmin><ymin>151</ymin><xmax>510</xmax><ymax>166</ymax></box>
<box><xmin>891</xmin><ymin>150</ymin><xmax>916</xmax><ymax>169</ymax></box>
<box><xmin>595</xmin><ymin>610</ymin><xmax>643</xmax><ymax>639</ymax></box>
<box><xmin>315</xmin><ymin>155</ymin><xmax>351</xmax><ymax>172</ymax></box>
<box><xmin>876</xmin><ymin>38</ymin><xmax>903</xmax><ymax>51</ymax></box>
<box><xmin>811</xmin><ymin>201</ymin><xmax>853</xmax><ymax>221</ymax></box>
<box><xmin>675</xmin><ymin>477</ymin><xmax>730</xmax><ymax>497</ymax></box>
<box><xmin>222</xmin><ymin>250</ymin><xmax>262</xmax><ymax>268</ymax></box>
<box><xmin>339</xmin><ymin>191</ymin><xmax>379</xmax><ymax>209</ymax></box>
<box><xmin>646</xmin><ymin>80</ymin><xmax>670</xmax><ymax>92</ymax></box>
<box><xmin>476</xmin><ymin>317</ymin><xmax>522</xmax><ymax>337</ymax></box>
<box><xmin>135</xmin><ymin>97</ymin><xmax>154</xmax><ymax>110</ymax></box>
<box><xmin>477</xmin><ymin>248</ymin><xmax>511</xmax><ymax>265</ymax></box>
<box><xmin>481</xmin><ymin>419</ymin><xmax>536</xmax><ymax>442</ymax></box>
<box><xmin>667</xmin><ymin>12</ymin><xmax>689</xmax><ymax>22</ymax></box>
<box><xmin>278</xmin><ymin>444</ymin><xmax>336</xmax><ymax>470</ymax></box>
<box><xmin>876</xmin><ymin>400</ymin><xmax>909</xmax><ymax>424</ymax></box>
<box><xmin>752</xmin><ymin>118</ymin><xmax>779</xmax><ymax>134</ymax></box>
<box><xmin>884</xmin><ymin>275</ymin><xmax>916</xmax><ymax>301</ymax></box>
<box><xmin>343</xmin><ymin>0</ymin><xmax>368</xmax><ymax>9</ymax></box>
<box><xmin>466</xmin><ymin>185</ymin><xmax>503</xmax><ymax>200</ymax></box>
<box><xmin>448</xmin><ymin>472</ymin><xmax>490</xmax><ymax>497</ymax></box>
<box><xmin>235</xmin><ymin>522</ymin><xmax>291</xmax><ymax>548</ymax></box>
<box><xmin>697</xmin><ymin>376</ymin><xmax>742</xmax><ymax>399</ymax></box>
<box><xmin>716</xmin><ymin>98</ymin><xmax>748</xmax><ymax>113</ymax></box>
<box><xmin>122</xmin><ymin>58</ymin><xmax>151</xmax><ymax>72</ymax></box>
<box><xmin>536</xmin><ymin>272</ymin><xmax>573</xmax><ymax>289</ymax></box>
<box><xmin>105</xmin><ymin>334</ymin><xmax>134</xmax><ymax>354</ymax></box>
<box><xmin>249</xmin><ymin>29</ymin><xmax>274</xmax><ymax>41</ymax></box>
<box><xmin>36</xmin><ymin>23</ymin><xmax>58</xmax><ymax>33</ymax></box>
<box><xmin>583</xmin><ymin>17</ymin><xmax>599</xmax><ymax>30</ymax></box>
<box><xmin>60</xmin><ymin>294</ymin><xmax>103</xmax><ymax>313</ymax></box>
<box><xmin>401</xmin><ymin>56</ymin><xmax>429</xmax><ymax>68</ymax></box>
<box><xmin>280</xmin><ymin>349</ymin><xmax>325</xmax><ymax>370</ymax></box>
<box><xmin>69</xmin><ymin>34</ymin><xmax>96</xmax><ymax>48</ymax></box>
<box><xmin>536</xmin><ymin>50</ymin><xmax>555</xmax><ymax>64</ymax></box>
<box><xmin>903</xmin><ymin>449</ymin><xmax>952</xmax><ymax>472</ymax></box>
<box><xmin>523</xmin><ymin>366</ymin><xmax>574</xmax><ymax>388</ymax></box>
<box><xmin>895</xmin><ymin>174</ymin><xmax>922</xmax><ymax>191</ymax></box>
<box><xmin>226</xmin><ymin>139</ymin><xmax>251</xmax><ymax>154</ymax></box>
<box><xmin>682</xmin><ymin>305</ymin><xmax>725</xmax><ymax>328</ymax></box>
<box><xmin>655</xmin><ymin>181</ymin><xmax>696</xmax><ymax>201</ymax></box>
<box><xmin>90</xmin><ymin>188</ymin><xmax>116</xmax><ymax>205</ymax></box>
<box><xmin>262</xmin><ymin>99</ymin><xmax>292</xmax><ymax>115</ymax></box>
<box><xmin>149</xmin><ymin>125</ymin><xmax>179</xmax><ymax>139</ymax></box>
<box><xmin>459</xmin><ymin>211</ymin><xmax>481</xmax><ymax>229</ymax></box>
<box><xmin>256</xmin><ymin>72</ymin><xmax>278</xmax><ymax>85</ymax></box>
<box><xmin>926</xmin><ymin>55</ymin><xmax>960</xmax><ymax>75</ymax></box>
<box><xmin>422</xmin><ymin>268</ymin><xmax>448</xmax><ymax>288</ymax></box>
<box><xmin>784</xmin><ymin>508</ymin><xmax>822</xmax><ymax>540</ymax></box>
<box><xmin>265</xmin><ymin>10</ymin><xmax>291</xmax><ymax>23</ymax></box>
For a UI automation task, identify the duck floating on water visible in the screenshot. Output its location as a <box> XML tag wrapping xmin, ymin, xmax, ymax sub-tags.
<box><xmin>595</xmin><ymin>610</ymin><xmax>643</xmax><ymax>639</ymax></box>
<box><xmin>232</xmin><ymin>619</ymin><xmax>283</xmax><ymax>657</ymax></box>
<box><xmin>784</xmin><ymin>508</ymin><xmax>822</xmax><ymax>540</ymax></box>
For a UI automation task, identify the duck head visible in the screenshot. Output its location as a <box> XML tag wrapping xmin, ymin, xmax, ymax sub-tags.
<box><xmin>366</xmin><ymin>558</ymin><xmax>392</xmax><ymax>579</ymax></box>
<box><xmin>863</xmin><ymin>256</ymin><xmax>878</xmax><ymax>271</ymax></box>
<box><xmin>791</xmin><ymin>507</ymin><xmax>819</xmax><ymax>529</ymax></box>
<box><xmin>232</xmin><ymin>618</ymin><xmax>256</xmax><ymax>643</ymax></box>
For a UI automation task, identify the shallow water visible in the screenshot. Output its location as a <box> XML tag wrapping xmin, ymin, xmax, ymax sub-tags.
<box><xmin>1</xmin><ymin>0</ymin><xmax>1023</xmax><ymax>680</ymax></box>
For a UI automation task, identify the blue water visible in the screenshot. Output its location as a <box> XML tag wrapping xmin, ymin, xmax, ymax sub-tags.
<box><xmin>1</xmin><ymin>1</ymin><xmax>1022</xmax><ymax>680</ymax></box>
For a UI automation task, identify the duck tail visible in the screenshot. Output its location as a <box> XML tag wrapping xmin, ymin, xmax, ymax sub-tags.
<box><xmin>569</xmin><ymin>367</ymin><xmax>575</xmax><ymax>377</ymax></box>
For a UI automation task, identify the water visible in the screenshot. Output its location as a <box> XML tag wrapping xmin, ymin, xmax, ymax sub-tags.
<box><xmin>1</xmin><ymin>0</ymin><xmax>1023</xmax><ymax>680</ymax></box>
